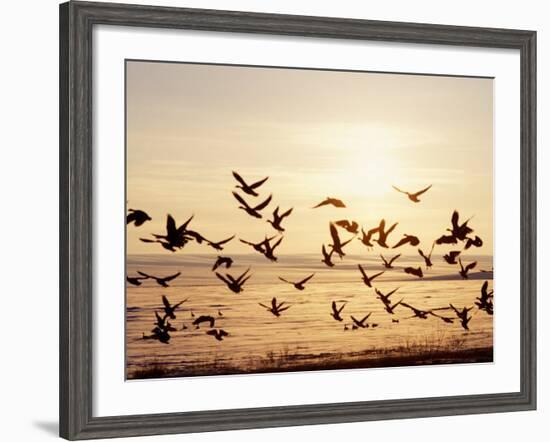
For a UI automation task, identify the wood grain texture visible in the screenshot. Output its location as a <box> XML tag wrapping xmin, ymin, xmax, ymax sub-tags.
<box><xmin>59</xmin><ymin>1</ymin><xmax>537</xmax><ymax>439</ymax></box>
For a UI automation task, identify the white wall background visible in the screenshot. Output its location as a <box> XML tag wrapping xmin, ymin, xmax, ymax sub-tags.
<box><xmin>0</xmin><ymin>0</ymin><xmax>546</xmax><ymax>441</ymax></box>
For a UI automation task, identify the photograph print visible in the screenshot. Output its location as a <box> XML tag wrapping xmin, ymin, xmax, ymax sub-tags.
<box><xmin>125</xmin><ymin>60</ymin><xmax>494</xmax><ymax>380</ymax></box>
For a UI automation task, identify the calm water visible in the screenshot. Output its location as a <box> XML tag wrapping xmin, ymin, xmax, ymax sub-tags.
<box><xmin>126</xmin><ymin>253</ymin><xmax>493</xmax><ymax>378</ymax></box>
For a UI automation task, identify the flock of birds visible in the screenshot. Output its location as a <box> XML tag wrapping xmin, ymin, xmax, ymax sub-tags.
<box><xmin>128</xmin><ymin>171</ymin><xmax>493</xmax><ymax>347</ymax></box>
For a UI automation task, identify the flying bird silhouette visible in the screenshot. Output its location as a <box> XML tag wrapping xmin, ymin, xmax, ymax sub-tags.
<box><xmin>127</xmin><ymin>209</ymin><xmax>152</xmax><ymax>226</ymax></box>
<box><xmin>206</xmin><ymin>329</ymin><xmax>229</xmax><ymax>341</ymax></box>
<box><xmin>239</xmin><ymin>235</ymin><xmax>276</xmax><ymax>254</ymax></box>
<box><xmin>263</xmin><ymin>236</ymin><xmax>284</xmax><ymax>262</ymax></box>
<box><xmin>216</xmin><ymin>268</ymin><xmax>252</xmax><ymax>293</ymax></box>
<box><xmin>380</xmin><ymin>253</ymin><xmax>401</xmax><ymax>269</ymax></box>
<box><xmin>475</xmin><ymin>281</ymin><xmax>494</xmax><ymax>315</ymax></box>
<box><xmin>449</xmin><ymin>304</ymin><xmax>474</xmax><ymax>330</ymax></box>
<box><xmin>321</xmin><ymin>244</ymin><xmax>335</xmax><ymax>268</ymax></box>
<box><xmin>278</xmin><ymin>273</ymin><xmax>315</xmax><ymax>290</ymax></box>
<box><xmin>383</xmin><ymin>299</ymin><xmax>403</xmax><ymax>315</ymax></box>
<box><xmin>404</xmin><ymin>266</ymin><xmax>423</xmax><ymax>278</ymax></box>
<box><xmin>448</xmin><ymin>210</ymin><xmax>474</xmax><ymax>241</ymax></box>
<box><xmin>435</xmin><ymin>234</ymin><xmax>458</xmax><ymax>245</ymax></box>
<box><xmin>312</xmin><ymin>197</ymin><xmax>346</xmax><ymax>209</ymax></box>
<box><xmin>192</xmin><ymin>315</ymin><xmax>216</xmax><ymax>328</ymax></box>
<box><xmin>458</xmin><ymin>258</ymin><xmax>477</xmax><ymax>279</ymax></box>
<box><xmin>418</xmin><ymin>243</ymin><xmax>435</xmax><ymax>268</ymax></box>
<box><xmin>374</xmin><ymin>219</ymin><xmax>398</xmax><ymax>248</ymax></box>
<box><xmin>429</xmin><ymin>311</ymin><xmax>455</xmax><ymax>324</ymax></box>
<box><xmin>232</xmin><ymin>192</ymin><xmax>272</xmax><ymax>219</ymax></box>
<box><xmin>443</xmin><ymin>250</ymin><xmax>461</xmax><ymax>264</ymax></box>
<box><xmin>152</xmin><ymin>311</ymin><xmax>176</xmax><ymax>332</ymax></box>
<box><xmin>464</xmin><ymin>235</ymin><xmax>483</xmax><ymax>249</ymax></box>
<box><xmin>140</xmin><ymin>214</ymin><xmax>195</xmax><ymax>251</ymax></box>
<box><xmin>357</xmin><ymin>264</ymin><xmax>385</xmax><ymax>287</ymax></box>
<box><xmin>126</xmin><ymin>274</ymin><xmax>148</xmax><ymax>286</ymax></box>
<box><xmin>259</xmin><ymin>297</ymin><xmax>291</xmax><ymax>316</ymax></box>
<box><xmin>400</xmin><ymin>302</ymin><xmax>431</xmax><ymax>319</ymax></box>
<box><xmin>334</xmin><ymin>219</ymin><xmax>359</xmax><ymax>234</ymax></box>
<box><xmin>392</xmin><ymin>234</ymin><xmax>420</xmax><ymax>249</ymax></box>
<box><xmin>358</xmin><ymin>226</ymin><xmax>380</xmax><ymax>248</ymax></box>
<box><xmin>331</xmin><ymin>301</ymin><xmax>347</xmax><ymax>321</ymax></box>
<box><xmin>161</xmin><ymin>295</ymin><xmax>188</xmax><ymax>320</ymax></box>
<box><xmin>375</xmin><ymin>287</ymin><xmax>400</xmax><ymax>307</ymax></box>
<box><xmin>350</xmin><ymin>313</ymin><xmax>372</xmax><ymax>328</ymax></box>
<box><xmin>329</xmin><ymin>222</ymin><xmax>354</xmax><ymax>258</ymax></box>
<box><xmin>212</xmin><ymin>256</ymin><xmax>233</xmax><ymax>272</ymax></box>
<box><xmin>232</xmin><ymin>171</ymin><xmax>269</xmax><ymax>197</ymax></box>
<box><xmin>206</xmin><ymin>235</ymin><xmax>235</xmax><ymax>251</ymax></box>
<box><xmin>142</xmin><ymin>327</ymin><xmax>171</xmax><ymax>344</ymax></box>
<box><xmin>137</xmin><ymin>271</ymin><xmax>181</xmax><ymax>288</ymax></box>
<box><xmin>392</xmin><ymin>184</ymin><xmax>432</xmax><ymax>202</ymax></box>
<box><xmin>267</xmin><ymin>206</ymin><xmax>293</xmax><ymax>232</ymax></box>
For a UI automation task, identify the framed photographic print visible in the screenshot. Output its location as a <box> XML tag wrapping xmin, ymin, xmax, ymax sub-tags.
<box><xmin>59</xmin><ymin>1</ymin><xmax>537</xmax><ymax>440</ymax></box>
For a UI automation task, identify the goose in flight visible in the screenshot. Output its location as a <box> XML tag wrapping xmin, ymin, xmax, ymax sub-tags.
<box><xmin>126</xmin><ymin>274</ymin><xmax>148</xmax><ymax>286</ymax></box>
<box><xmin>464</xmin><ymin>235</ymin><xmax>483</xmax><ymax>250</ymax></box>
<box><xmin>239</xmin><ymin>235</ymin><xmax>276</xmax><ymax>254</ymax></box>
<box><xmin>267</xmin><ymin>206</ymin><xmax>293</xmax><ymax>232</ymax></box>
<box><xmin>137</xmin><ymin>271</ymin><xmax>181</xmax><ymax>288</ymax></box>
<box><xmin>443</xmin><ymin>250</ymin><xmax>461</xmax><ymax>265</ymax></box>
<box><xmin>380</xmin><ymin>253</ymin><xmax>401</xmax><ymax>269</ymax></box>
<box><xmin>374</xmin><ymin>219</ymin><xmax>398</xmax><ymax>248</ymax></box>
<box><xmin>263</xmin><ymin>236</ymin><xmax>283</xmax><ymax>262</ymax></box>
<box><xmin>400</xmin><ymin>302</ymin><xmax>431</xmax><ymax>319</ymax></box>
<box><xmin>418</xmin><ymin>242</ymin><xmax>435</xmax><ymax>268</ymax></box>
<box><xmin>127</xmin><ymin>208</ymin><xmax>152</xmax><ymax>226</ymax></box>
<box><xmin>475</xmin><ymin>281</ymin><xmax>494</xmax><ymax>315</ymax></box>
<box><xmin>404</xmin><ymin>266</ymin><xmax>423</xmax><ymax>278</ymax></box>
<box><xmin>312</xmin><ymin>197</ymin><xmax>346</xmax><ymax>209</ymax></box>
<box><xmin>334</xmin><ymin>219</ymin><xmax>359</xmax><ymax>234</ymax></box>
<box><xmin>153</xmin><ymin>311</ymin><xmax>175</xmax><ymax>331</ymax></box>
<box><xmin>206</xmin><ymin>235</ymin><xmax>235</xmax><ymax>251</ymax></box>
<box><xmin>382</xmin><ymin>299</ymin><xmax>403</xmax><ymax>315</ymax></box>
<box><xmin>435</xmin><ymin>234</ymin><xmax>458</xmax><ymax>245</ymax></box>
<box><xmin>321</xmin><ymin>244</ymin><xmax>335</xmax><ymax>268</ymax></box>
<box><xmin>216</xmin><ymin>267</ymin><xmax>252</xmax><ymax>293</ymax></box>
<box><xmin>259</xmin><ymin>297</ymin><xmax>291</xmax><ymax>316</ymax></box>
<box><xmin>139</xmin><ymin>237</ymin><xmax>177</xmax><ymax>252</ymax></box>
<box><xmin>329</xmin><ymin>222</ymin><xmax>354</xmax><ymax>258</ymax></box>
<box><xmin>278</xmin><ymin>273</ymin><xmax>315</xmax><ymax>290</ymax></box>
<box><xmin>192</xmin><ymin>315</ymin><xmax>216</xmax><ymax>328</ymax></box>
<box><xmin>161</xmin><ymin>295</ymin><xmax>188</xmax><ymax>320</ymax></box>
<box><xmin>141</xmin><ymin>214</ymin><xmax>195</xmax><ymax>251</ymax></box>
<box><xmin>429</xmin><ymin>310</ymin><xmax>455</xmax><ymax>324</ymax></box>
<box><xmin>232</xmin><ymin>192</ymin><xmax>272</xmax><ymax>219</ymax></box>
<box><xmin>212</xmin><ymin>256</ymin><xmax>233</xmax><ymax>272</ymax></box>
<box><xmin>357</xmin><ymin>264</ymin><xmax>385</xmax><ymax>287</ymax></box>
<box><xmin>449</xmin><ymin>304</ymin><xmax>474</xmax><ymax>330</ymax></box>
<box><xmin>392</xmin><ymin>234</ymin><xmax>420</xmax><ymax>249</ymax></box>
<box><xmin>232</xmin><ymin>171</ymin><xmax>269</xmax><ymax>197</ymax></box>
<box><xmin>350</xmin><ymin>313</ymin><xmax>372</xmax><ymax>328</ymax></box>
<box><xmin>392</xmin><ymin>184</ymin><xmax>432</xmax><ymax>203</ymax></box>
<box><xmin>331</xmin><ymin>301</ymin><xmax>347</xmax><ymax>321</ymax></box>
<box><xmin>142</xmin><ymin>327</ymin><xmax>171</xmax><ymax>344</ymax></box>
<box><xmin>358</xmin><ymin>226</ymin><xmax>380</xmax><ymax>249</ymax></box>
<box><xmin>448</xmin><ymin>210</ymin><xmax>474</xmax><ymax>241</ymax></box>
<box><xmin>458</xmin><ymin>258</ymin><xmax>477</xmax><ymax>279</ymax></box>
<box><xmin>375</xmin><ymin>287</ymin><xmax>400</xmax><ymax>307</ymax></box>
<box><xmin>206</xmin><ymin>329</ymin><xmax>229</xmax><ymax>341</ymax></box>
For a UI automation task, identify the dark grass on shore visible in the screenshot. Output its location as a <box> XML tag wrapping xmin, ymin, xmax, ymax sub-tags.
<box><xmin>128</xmin><ymin>346</ymin><xmax>493</xmax><ymax>380</ymax></box>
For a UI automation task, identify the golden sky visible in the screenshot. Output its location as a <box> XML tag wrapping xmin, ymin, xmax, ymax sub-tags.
<box><xmin>126</xmin><ymin>60</ymin><xmax>493</xmax><ymax>256</ymax></box>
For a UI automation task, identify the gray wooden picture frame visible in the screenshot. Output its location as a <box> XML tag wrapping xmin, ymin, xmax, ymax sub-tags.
<box><xmin>59</xmin><ymin>1</ymin><xmax>537</xmax><ymax>440</ymax></box>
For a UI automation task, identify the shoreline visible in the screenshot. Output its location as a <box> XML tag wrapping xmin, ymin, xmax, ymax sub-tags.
<box><xmin>128</xmin><ymin>346</ymin><xmax>493</xmax><ymax>380</ymax></box>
